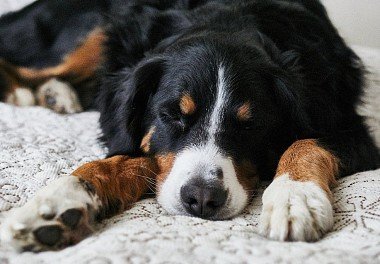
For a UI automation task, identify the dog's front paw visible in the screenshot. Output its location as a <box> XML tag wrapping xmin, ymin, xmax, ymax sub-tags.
<box><xmin>259</xmin><ymin>174</ymin><xmax>333</xmax><ymax>241</ymax></box>
<box><xmin>0</xmin><ymin>176</ymin><xmax>101</xmax><ymax>252</ymax></box>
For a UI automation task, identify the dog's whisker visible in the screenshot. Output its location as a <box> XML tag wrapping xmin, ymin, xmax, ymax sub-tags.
<box><xmin>136</xmin><ymin>177</ymin><xmax>156</xmax><ymax>187</ymax></box>
<box><xmin>137</xmin><ymin>164</ymin><xmax>158</xmax><ymax>176</ymax></box>
<box><xmin>130</xmin><ymin>173</ymin><xmax>157</xmax><ymax>194</ymax></box>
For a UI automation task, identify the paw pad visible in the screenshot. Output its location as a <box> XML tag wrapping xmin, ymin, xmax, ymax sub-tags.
<box><xmin>33</xmin><ymin>226</ymin><xmax>63</xmax><ymax>246</ymax></box>
<box><xmin>60</xmin><ymin>209</ymin><xmax>83</xmax><ymax>229</ymax></box>
<box><xmin>1</xmin><ymin>176</ymin><xmax>99</xmax><ymax>252</ymax></box>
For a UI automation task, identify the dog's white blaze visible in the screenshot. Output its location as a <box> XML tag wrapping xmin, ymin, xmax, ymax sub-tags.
<box><xmin>157</xmin><ymin>65</ymin><xmax>248</xmax><ymax>219</ymax></box>
<box><xmin>208</xmin><ymin>66</ymin><xmax>228</xmax><ymax>143</ymax></box>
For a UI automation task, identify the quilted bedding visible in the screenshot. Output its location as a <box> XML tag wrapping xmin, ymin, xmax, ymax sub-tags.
<box><xmin>0</xmin><ymin>2</ymin><xmax>380</xmax><ymax>263</ymax></box>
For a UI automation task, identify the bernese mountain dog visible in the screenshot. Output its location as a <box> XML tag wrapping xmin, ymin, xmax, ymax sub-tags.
<box><xmin>0</xmin><ymin>0</ymin><xmax>379</xmax><ymax>252</ymax></box>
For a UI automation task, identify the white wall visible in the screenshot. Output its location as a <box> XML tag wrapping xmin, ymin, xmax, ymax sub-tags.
<box><xmin>0</xmin><ymin>0</ymin><xmax>35</xmax><ymax>15</ymax></box>
<box><xmin>322</xmin><ymin>0</ymin><xmax>380</xmax><ymax>48</ymax></box>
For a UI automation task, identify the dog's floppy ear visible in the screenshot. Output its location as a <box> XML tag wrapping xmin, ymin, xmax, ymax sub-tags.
<box><xmin>257</xmin><ymin>31</ymin><xmax>307</xmax><ymax>130</ymax></box>
<box><xmin>98</xmin><ymin>57</ymin><xmax>166</xmax><ymax>157</ymax></box>
<box><xmin>265</xmin><ymin>51</ymin><xmax>312</xmax><ymax>136</ymax></box>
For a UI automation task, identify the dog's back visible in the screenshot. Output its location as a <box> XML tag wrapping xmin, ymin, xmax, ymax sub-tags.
<box><xmin>0</xmin><ymin>0</ymin><xmax>111</xmax><ymax>68</ymax></box>
<box><xmin>0</xmin><ymin>0</ymin><xmax>214</xmax><ymax>109</ymax></box>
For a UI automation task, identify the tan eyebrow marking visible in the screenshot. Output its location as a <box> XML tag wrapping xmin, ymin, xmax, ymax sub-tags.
<box><xmin>140</xmin><ymin>126</ymin><xmax>156</xmax><ymax>153</ymax></box>
<box><xmin>237</xmin><ymin>102</ymin><xmax>251</xmax><ymax>121</ymax></box>
<box><xmin>180</xmin><ymin>93</ymin><xmax>196</xmax><ymax>115</ymax></box>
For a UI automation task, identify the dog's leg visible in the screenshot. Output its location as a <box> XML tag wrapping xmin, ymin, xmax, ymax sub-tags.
<box><xmin>0</xmin><ymin>28</ymin><xmax>105</xmax><ymax>112</ymax></box>
<box><xmin>0</xmin><ymin>60</ymin><xmax>35</xmax><ymax>107</ymax></box>
<box><xmin>1</xmin><ymin>155</ymin><xmax>174</xmax><ymax>252</ymax></box>
<box><xmin>259</xmin><ymin>139</ymin><xmax>339</xmax><ymax>241</ymax></box>
<box><xmin>259</xmin><ymin>125</ymin><xmax>379</xmax><ymax>242</ymax></box>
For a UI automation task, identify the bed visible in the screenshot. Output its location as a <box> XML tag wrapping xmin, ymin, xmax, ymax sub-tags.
<box><xmin>0</xmin><ymin>1</ymin><xmax>379</xmax><ymax>263</ymax></box>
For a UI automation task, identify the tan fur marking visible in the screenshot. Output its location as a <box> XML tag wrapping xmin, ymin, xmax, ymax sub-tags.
<box><xmin>0</xmin><ymin>60</ymin><xmax>35</xmax><ymax>105</ymax></box>
<box><xmin>73</xmin><ymin>156</ymin><xmax>158</xmax><ymax>215</ymax></box>
<box><xmin>10</xmin><ymin>28</ymin><xmax>106</xmax><ymax>87</ymax></box>
<box><xmin>275</xmin><ymin>139</ymin><xmax>339</xmax><ymax>197</ymax></box>
<box><xmin>1</xmin><ymin>28</ymin><xmax>105</xmax><ymax>105</ymax></box>
<box><xmin>180</xmin><ymin>93</ymin><xmax>196</xmax><ymax>115</ymax></box>
<box><xmin>140</xmin><ymin>126</ymin><xmax>156</xmax><ymax>153</ymax></box>
<box><xmin>0</xmin><ymin>60</ymin><xmax>26</xmax><ymax>97</ymax></box>
<box><xmin>72</xmin><ymin>154</ymin><xmax>175</xmax><ymax>217</ymax></box>
<box><xmin>234</xmin><ymin>160</ymin><xmax>259</xmax><ymax>194</ymax></box>
<box><xmin>155</xmin><ymin>153</ymin><xmax>176</xmax><ymax>189</ymax></box>
<box><xmin>237</xmin><ymin>102</ymin><xmax>251</xmax><ymax>121</ymax></box>
<box><xmin>51</xmin><ymin>27</ymin><xmax>106</xmax><ymax>82</ymax></box>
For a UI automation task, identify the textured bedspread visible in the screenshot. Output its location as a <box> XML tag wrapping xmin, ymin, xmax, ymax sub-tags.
<box><xmin>0</xmin><ymin>1</ymin><xmax>380</xmax><ymax>261</ymax></box>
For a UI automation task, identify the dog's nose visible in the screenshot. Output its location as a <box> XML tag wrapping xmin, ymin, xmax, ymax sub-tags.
<box><xmin>180</xmin><ymin>183</ymin><xmax>227</xmax><ymax>218</ymax></box>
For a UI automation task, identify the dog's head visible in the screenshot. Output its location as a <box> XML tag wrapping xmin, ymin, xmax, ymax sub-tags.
<box><xmin>101</xmin><ymin>33</ymin><xmax>308</xmax><ymax>219</ymax></box>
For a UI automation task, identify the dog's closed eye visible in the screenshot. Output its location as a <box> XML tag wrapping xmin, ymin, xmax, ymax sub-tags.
<box><xmin>159</xmin><ymin>109</ymin><xmax>187</xmax><ymax>131</ymax></box>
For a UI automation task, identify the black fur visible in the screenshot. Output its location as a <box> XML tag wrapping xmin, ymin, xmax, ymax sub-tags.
<box><xmin>1</xmin><ymin>0</ymin><xmax>379</xmax><ymax>179</ymax></box>
<box><xmin>0</xmin><ymin>0</ymin><xmax>109</xmax><ymax>68</ymax></box>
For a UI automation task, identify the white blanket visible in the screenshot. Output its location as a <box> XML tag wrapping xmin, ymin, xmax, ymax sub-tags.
<box><xmin>0</xmin><ymin>2</ymin><xmax>380</xmax><ymax>262</ymax></box>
